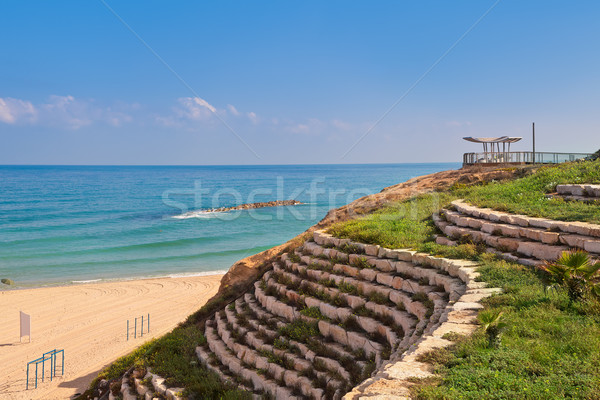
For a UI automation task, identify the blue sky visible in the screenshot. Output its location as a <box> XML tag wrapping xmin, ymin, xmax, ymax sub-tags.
<box><xmin>1</xmin><ymin>1</ymin><xmax>599</xmax><ymax>165</ymax></box>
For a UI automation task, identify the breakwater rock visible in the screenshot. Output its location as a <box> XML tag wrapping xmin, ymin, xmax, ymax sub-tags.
<box><xmin>206</xmin><ymin>199</ymin><xmax>303</xmax><ymax>213</ymax></box>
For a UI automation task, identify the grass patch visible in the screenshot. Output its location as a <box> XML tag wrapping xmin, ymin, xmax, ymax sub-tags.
<box><xmin>328</xmin><ymin>160</ymin><xmax>600</xmax><ymax>250</ymax></box>
<box><xmin>78</xmin><ymin>326</ymin><xmax>251</xmax><ymax>400</ymax></box>
<box><xmin>278</xmin><ymin>319</ymin><xmax>320</xmax><ymax>342</ymax></box>
<box><xmin>300</xmin><ymin>306</ymin><xmax>329</xmax><ymax>320</ymax></box>
<box><xmin>459</xmin><ymin>160</ymin><xmax>600</xmax><ymax>223</ymax></box>
<box><xmin>412</xmin><ymin>257</ymin><xmax>600</xmax><ymax>399</ymax></box>
<box><xmin>328</xmin><ymin>193</ymin><xmax>451</xmax><ymax>249</ymax></box>
<box><xmin>151</xmin><ymin>327</ymin><xmax>254</xmax><ymax>399</ymax></box>
<box><xmin>326</xmin><ymin>162</ymin><xmax>600</xmax><ymax>399</ymax></box>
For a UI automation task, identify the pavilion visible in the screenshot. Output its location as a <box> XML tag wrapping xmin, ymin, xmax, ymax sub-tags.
<box><xmin>462</xmin><ymin>135</ymin><xmax>592</xmax><ymax>166</ymax></box>
<box><xmin>463</xmin><ymin>136</ymin><xmax>522</xmax><ymax>154</ymax></box>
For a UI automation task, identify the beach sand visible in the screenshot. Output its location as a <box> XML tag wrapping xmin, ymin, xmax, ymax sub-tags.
<box><xmin>0</xmin><ymin>274</ymin><xmax>223</xmax><ymax>400</ymax></box>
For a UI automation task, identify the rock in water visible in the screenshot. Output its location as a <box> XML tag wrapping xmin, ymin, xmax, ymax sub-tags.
<box><xmin>1</xmin><ymin>278</ymin><xmax>14</xmax><ymax>285</ymax></box>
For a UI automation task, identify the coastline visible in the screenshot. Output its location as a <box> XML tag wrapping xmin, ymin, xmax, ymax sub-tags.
<box><xmin>0</xmin><ymin>273</ymin><xmax>223</xmax><ymax>400</ymax></box>
<box><xmin>0</xmin><ymin>269</ymin><xmax>230</xmax><ymax>292</ymax></box>
<box><xmin>0</xmin><ymin>164</ymin><xmax>489</xmax><ymax>400</ymax></box>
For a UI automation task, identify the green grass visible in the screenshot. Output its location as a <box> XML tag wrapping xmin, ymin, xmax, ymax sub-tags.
<box><xmin>326</xmin><ymin>162</ymin><xmax>600</xmax><ymax>399</ymax></box>
<box><xmin>277</xmin><ymin>319</ymin><xmax>320</xmax><ymax>342</ymax></box>
<box><xmin>412</xmin><ymin>257</ymin><xmax>600</xmax><ymax>399</ymax></box>
<box><xmin>300</xmin><ymin>306</ymin><xmax>329</xmax><ymax>320</ymax></box>
<box><xmin>146</xmin><ymin>326</ymin><xmax>252</xmax><ymax>399</ymax></box>
<box><xmin>328</xmin><ymin>193</ymin><xmax>452</xmax><ymax>250</ymax></box>
<box><xmin>459</xmin><ymin>160</ymin><xmax>600</xmax><ymax>223</ymax></box>
<box><xmin>77</xmin><ymin>325</ymin><xmax>252</xmax><ymax>400</ymax></box>
<box><xmin>328</xmin><ymin>160</ymin><xmax>600</xmax><ymax>250</ymax></box>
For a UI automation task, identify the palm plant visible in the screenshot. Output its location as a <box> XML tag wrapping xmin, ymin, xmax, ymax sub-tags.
<box><xmin>478</xmin><ymin>309</ymin><xmax>507</xmax><ymax>348</ymax></box>
<box><xmin>541</xmin><ymin>249</ymin><xmax>600</xmax><ymax>303</ymax></box>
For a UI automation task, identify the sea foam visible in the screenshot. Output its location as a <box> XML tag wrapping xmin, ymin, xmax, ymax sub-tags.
<box><xmin>171</xmin><ymin>210</ymin><xmax>226</xmax><ymax>219</ymax></box>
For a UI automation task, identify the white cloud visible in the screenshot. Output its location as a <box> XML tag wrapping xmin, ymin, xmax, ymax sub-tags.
<box><xmin>175</xmin><ymin>97</ymin><xmax>218</xmax><ymax>121</ymax></box>
<box><xmin>0</xmin><ymin>97</ymin><xmax>37</xmax><ymax>124</ymax></box>
<box><xmin>42</xmin><ymin>95</ymin><xmax>94</xmax><ymax>129</ymax></box>
<box><xmin>1</xmin><ymin>94</ymin><xmax>359</xmax><ymax>140</ymax></box>
<box><xmin>0</xmin><ymin>95</ymin><xmax>133</xmax><ymax>129</ymax></box>
<box><xmin>193</xmin><ymin>97</ymin><xmax>216</xmax><ymax>113</ymax></box>
<box><xmin>227</xmin><ymin>104</ymin><xmax>240</xmax><ymax>116</ymax></box>
<box><xmin>247</xmin><ymin>111</ymin><xmax>259</xmax><ymax>124</ymax></box>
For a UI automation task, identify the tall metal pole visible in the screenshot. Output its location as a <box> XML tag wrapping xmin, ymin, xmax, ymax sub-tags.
<box><xmin>532</xmin><ymin>122</ymin><xmax>536</xmax><ymax>164</ymax></box>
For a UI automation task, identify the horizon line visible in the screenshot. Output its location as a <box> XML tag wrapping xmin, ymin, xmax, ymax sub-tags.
<box><xmin>0</xmin><ymin>161</ymin><xmax>460</xmax><ymax>167</ymax></box>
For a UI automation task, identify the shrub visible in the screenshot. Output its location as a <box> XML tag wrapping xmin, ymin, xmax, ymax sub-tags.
<box><xmin>288</xmin><ymin>252</ymin><xmax>301</xmax><ymax>263</ymax></box>
<box><xmin>338</xmin><ymin>243</ymin><xmax>365</xmax><ymax>254</ymax></box>
<box><xmin>300</xmin><ymin>306</ymin><xmax>328</xmax><ymax>320</ymax></box>
<box><xmin>338</xmin><ymin>282</ymin><xmax>359</xmax><ymax>295</ymax></box>
<box><xmin>541</xmin><ymin>249</ymin><xmax>600</xmax><ymax>303</ymax></box>
<box><xmin>273</xmin><ymin>337</ymin><xmax>290</xmax><ymax>350</ymax></box>
<box><xmin>477</xmin><ymin>309</ymin><xmax>507</xmax><ymax>348</ymax></box>
<box><xmin>351</xmin><ymin>257</ymin><xmax>373</xmax><ymax>269</ymax></box>
<box><xmin>278</xmin><ymin>320</ymin><xmax>320</xmax><ymax>342</ymax></box>
<box><xmin>367</xmin><ymin>291</ymin><xmax>390</xmax><ymax>305</ymax></box>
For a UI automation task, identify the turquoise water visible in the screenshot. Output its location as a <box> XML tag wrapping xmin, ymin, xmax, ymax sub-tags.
<box><xmin>0</xmin><ymin>164</ymin><xmax>458</xmax><ymax>288</ymax></box>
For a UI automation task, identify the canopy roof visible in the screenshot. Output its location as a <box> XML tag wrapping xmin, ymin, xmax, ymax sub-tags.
<box><xmin>463</xmin><ymin>136</ymin><xmax>522</xmax><ymax>144</ymax></box>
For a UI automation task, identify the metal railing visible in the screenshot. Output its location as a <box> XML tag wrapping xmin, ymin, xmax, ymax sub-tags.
<box><xmin>463</xmin><ymin>151</ymin><xmax>593</xmax><ymax>166</ymax></box>
<box><xmin>26</xmin><ymin>349</ymin><xmax>64</xmax><ymax>389</ymax></box>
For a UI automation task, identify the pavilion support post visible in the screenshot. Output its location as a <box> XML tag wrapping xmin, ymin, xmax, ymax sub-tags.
<box><xmin>532</xmin><ymin>122</ymin><xmax>536</xmax><ymax>164</ymax></box>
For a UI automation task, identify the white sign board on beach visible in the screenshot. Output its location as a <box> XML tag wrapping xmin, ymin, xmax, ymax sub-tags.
<box><xmin>20</xmin><ymin>311</ymin><xmax>31</xmax><ymax>342</ymax></box>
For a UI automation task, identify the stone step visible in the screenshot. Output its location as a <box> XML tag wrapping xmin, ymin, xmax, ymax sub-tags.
<box><xmin>194</xmin><ymin>231</ymin><xmax>497</xmax><ymax>399</ymax></box>
<box><xmin>225</xmin><ymin>300</ymin><xmax>353</xmax><ymax>385</ymax></box>
<box><xmin>272</xmin><ymin>264</ymin><xmax>418</xmax><ymax>336</ymax></box>
<box><xmin>451</xmin><ymin>199</ymin><xmax>600</xmax><ymax>239</ymax></box>
<box><xmin>203</xmin><ymin>324</ymin><xmax>301</xmax><ymax>399</ymax></box>
<box><xmin>443</xmin><ymin>209</ymin><xmax>562</xmax><ymax>245</ymax></box>
<box><xmin>266</xmin><ymin>271</ymin><xmax>401</xmax><ymax>350</ymax></box>
<box><xmin>556</xmin><ymin>184</ymin><xmax>600</xmax><ymax>198</ymax></box>
<box><xmin>195</xmin><ymin>345</ymin><xmax>256</xmax><ymax>396</ymax></box>
<box><xmin>296</xmin><ymin>251</ymin><xmax>446</xmax><ymax>300</ymax></box>
<box><xmin>435</xmin><ymin>211</ymin><xmax>571</xmax><ymax>261</ymax></box>
<box><xmin>255</xmin><ymin>279</ymin><xmax>386</xmax><ymax>361</ymax></box>
<box><xmin>213</xmin><ymin>312</ymin><xmax>340</xmax><ymax>398</ymax></box>
<box><xmin>279</xmin><ymin>261</ymin><xmax>427</xmax><ymax>329</ymax></box>
<box><xmin>240</xmin><ymin>293</ymin><xmax>362</xmax><ymax>368</ymax></box>
<box><xmin>302</xmin><ymin>240</ymin><xmax>466</xmax><ymax>300</ymax></box>
<box><xmin>282</xmin><ymin>259</ymin><xmax>433</xmax><ymax>322</ymax></box>
<box><xmin>555</xmin><ymin>194</ymin><xmax>600</xmax><ymax>203</ymax></box>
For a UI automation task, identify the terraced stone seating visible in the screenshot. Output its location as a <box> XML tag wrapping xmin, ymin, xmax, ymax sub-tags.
<box><xmin>111</xmin><ymin>368</ymin><xmax>184</xmax><ymax>400</ymax></box>
<box><xmin>553</xmin><ymin>184</ymin><xmax>600</xmax><ymax>202</ymax></box>
<box><xmin>196</xmin><ymin>230</ymin><xmax>499</xmax><ymax>399</ymax></box>
<box><xmin>434</xmin><ymin>199</ymin><xmax>600</xmax><ymax>267</ymax></box>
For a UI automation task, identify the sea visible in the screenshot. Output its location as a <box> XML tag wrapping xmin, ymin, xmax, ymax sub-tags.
<box><xmin>0</xmin><ymin>163</ymin><xmax>459</xmax><ymax>288</ymax></box>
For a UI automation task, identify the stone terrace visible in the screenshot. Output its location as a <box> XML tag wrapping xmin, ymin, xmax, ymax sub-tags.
<box><xmin>195</xmin><ymin>230</ymin><xmax>500</xmax><ymax>399</ymax></box>
<box><xmin>552</xmin><ymin>184</ymin><xmax>600</xmax><ymax>203</ymax></box>
<box><xmin>434</xmin><ymin>199</ymin><xmax>600</xmax><ymax>267</ymax></box>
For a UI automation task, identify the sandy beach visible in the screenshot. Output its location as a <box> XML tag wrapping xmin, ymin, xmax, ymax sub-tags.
<box><xmin>0</xmin><ymin>274</ymin><xmax>223</xmax><ymax>400</ymax></box>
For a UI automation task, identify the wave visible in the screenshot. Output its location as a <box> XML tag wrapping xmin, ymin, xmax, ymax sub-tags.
<box><xmin>71</xmin><ymin>278</ymin><xmax>102</xmax><ymax>284</ymax></box>
<box><xmin>171</xmin><ymin>210</ymin><xmax>229</xmax><ymax>219</ymax></box>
